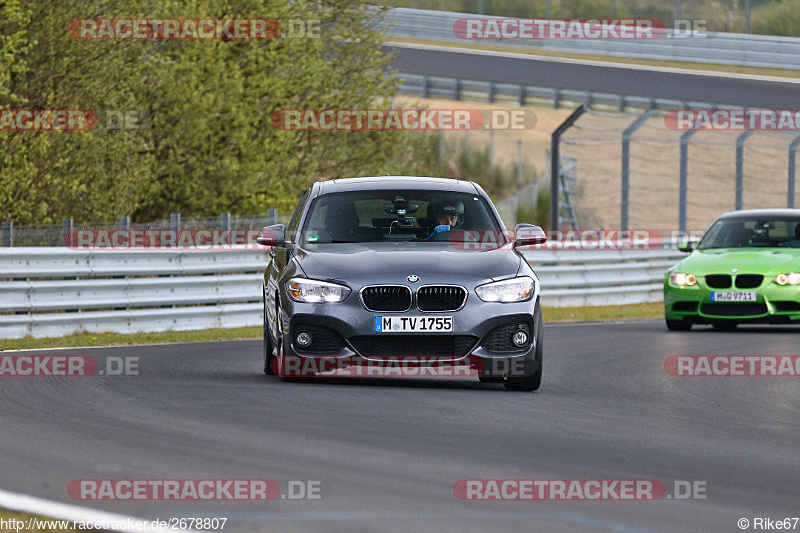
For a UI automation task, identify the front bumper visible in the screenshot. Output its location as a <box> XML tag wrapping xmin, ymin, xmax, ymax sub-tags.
<box><xmin>277</xmin><ymin>294</ymin><xmax>540</xmax><ymax>377</ymax></box>
<box><xmin>664</xmin><ymin>279</ymin><xmax>800</xmax><ymax>324</ymax></box>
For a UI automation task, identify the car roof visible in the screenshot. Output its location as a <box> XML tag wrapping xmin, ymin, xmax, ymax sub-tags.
<box><xmin>718</xmin><ymin>208</ymin><xmax>800</xmax><ymax>219</ymax></box>
<box><xmin>317</xmin><ymin>176</ymin><xmax>478</xmax><ymax>194</ymax></box>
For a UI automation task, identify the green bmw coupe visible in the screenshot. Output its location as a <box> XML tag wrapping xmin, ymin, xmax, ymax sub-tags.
<box><xmin>664</xmin><ymin>209</ymin><xmax>800</xmax><ymax>331</ymax></box>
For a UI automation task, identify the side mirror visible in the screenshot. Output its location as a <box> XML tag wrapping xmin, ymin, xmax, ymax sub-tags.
<box><xmin>514</xmin><ymin>223</ymin><xmax>547</xmax><ymax>247</ymax></box>
<box><xmin>257</xmin><ymin>224</ymin><xmax>286</xmax><ymax>247</ymax></box>
<box><xmin>677</xmin><ymin>237</ymin><xmax>694</xmax><ymax>253</ymax></box>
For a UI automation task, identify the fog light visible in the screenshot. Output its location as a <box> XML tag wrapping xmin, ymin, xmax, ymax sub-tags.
<box><xmin>296</xmin><ymin>331</ymin><xmax>313</xmax><ymax>348</ymax></box>
<box><xmin>511</xmin><ymin>329</ymin><xmax>529</xmax><ymax>347</ymax></box>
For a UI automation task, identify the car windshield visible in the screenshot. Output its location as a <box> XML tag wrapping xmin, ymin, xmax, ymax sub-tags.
<box><xmin>697</xmin><ymin>216</ymin><xmax>800</xmax><ymax>249</ymax></box>
<box><xmin>299</xmin><ymin>190</ymin><xmax>503</xmax><ymax>244</ymax></box>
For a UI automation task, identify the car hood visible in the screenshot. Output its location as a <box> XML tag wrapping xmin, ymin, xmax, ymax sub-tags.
<box><xmin>680</xmin><ymin>248</ymin><xmax>800</xmax><ymax>275</ymax></box>
<box><xmin>292</xmin><ymin>241</ymin><xmax>522</xmax><ymax>287</ymax></box>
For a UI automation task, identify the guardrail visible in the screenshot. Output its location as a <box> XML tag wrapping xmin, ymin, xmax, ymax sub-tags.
<box><xmin>0</xmin><ymin>248</ymin><xmax>267</xmax><ymax>339</ymax></box>
<box><xmin>386</xmin><ymin>8</ymin><xmax>800</xmax><ymax>70</ymax></box>
<box><xmin>0</xmin><ymin>245</ymin><xmax>684</xmax><ymax>339</ymax></box>
<box><xmin>395</xmin><ymin>72</ymin><xmax>727</xmax><ymax>111</ymax></box>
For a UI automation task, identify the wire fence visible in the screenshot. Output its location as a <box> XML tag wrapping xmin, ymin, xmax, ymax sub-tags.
<box><xmin>559</xmin><ymin>110</ymin><xmax>800</xmax><ymax>234</ymax></box>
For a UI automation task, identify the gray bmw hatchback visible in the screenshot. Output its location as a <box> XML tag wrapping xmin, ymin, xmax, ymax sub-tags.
<box><xmin>258</xmin><ymin>176</ymin><xmax>546</xmax><ymax>391</ymax></box>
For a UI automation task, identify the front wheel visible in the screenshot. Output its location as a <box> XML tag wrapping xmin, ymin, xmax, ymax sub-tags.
<box><xmin>505</xmin><ymin>309</ymin><xmax>543</xmax><ymax>392</ymax></box>
<box><xmin>666</xmin><ymin>319</ymin><xmax>692</xmax><ymax>331</ymax></box>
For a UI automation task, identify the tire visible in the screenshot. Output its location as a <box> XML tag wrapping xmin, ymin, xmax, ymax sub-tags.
<box><xmin>505</xmin><ymin>309</ymin><xmax>543</xmax><ymax>392</ymax></box>
<box><xmin>712</xmin><ymin>322</ymin><xmax>738</xmax><ymax>330</ymax></box>
<box><xmin>666</xmin><ymin>319</ymin><xmax>692</xmax><ymax>331</ymax></box>
<box><xmin>263</xmin><ymin>289</ymin><xmax>275</xmax><ymax>375</ymax></box>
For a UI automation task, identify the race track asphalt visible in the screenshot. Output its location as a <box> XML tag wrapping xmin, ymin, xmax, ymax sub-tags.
<box><xmin>1</xmin><ymin>320</ymin><xmax>799</xmax><ymax>532</ymax></box>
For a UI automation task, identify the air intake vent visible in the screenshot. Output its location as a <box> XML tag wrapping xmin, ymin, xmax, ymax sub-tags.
<box><xmin>417</xmin><ymin>286</ymin><xmax>467</xmax><ymax>311</ymax></box>
<box><xmin>348</xmin><ymin>335</ymin><xmax>478</xmax><ymax>357</ymax></box>
<box><xmin>701</xmin><ymin>303</ymin><xmax>767</xmax><ymax>316</ymax></box>
<box><xmin>360</xmin><ymin>286</ymin><xmax>412</xmax><ymax>312</ymax></box>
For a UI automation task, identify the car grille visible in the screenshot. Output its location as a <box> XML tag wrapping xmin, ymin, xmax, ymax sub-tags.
<box><xmin>705</xmin><ymin>275</ymin><xmax>732</xmax><ymax>289</ymax></box>
<box><xmin>360</xmin><ymin>286</ymin><xmax>412</xmax><ymax>312</ymax></box>
<box><xmin>348</xmin><ymin>335</ymin><xmax>478</xmax><ymax>357</ymax></box>
<box><xmin>701</xmin><ymin>303</ymin><xmax>768</xmax><ymax>316</ymax></box>
<box><xmin>734</xmin><ymin>274</ymin><xmax>764</xmax><ymax>289</ymax></box>
<box><xmin>481</xmin><ymin>323</ymin><xmax>531</xmax><ymax>352</ymax></box>
<box><xmin>417</xmin><ymin>286</ymin><xmax>467</xmax><ymax>311</ymax></box>
<box><xmin>292</xmin><ymin>325</ymin><xmax>345</xmax><ymax>353</ymax></box>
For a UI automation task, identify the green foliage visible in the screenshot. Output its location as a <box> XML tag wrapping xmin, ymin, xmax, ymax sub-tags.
<box><xmin>0</xmin><ymin>0</ymin><xmax>421</xmax><ymax>223</ymax></box>
<box><xmin>752</xmin><ymin>0</ymin><xmax>800</xmax><ymax>36</ymax></box>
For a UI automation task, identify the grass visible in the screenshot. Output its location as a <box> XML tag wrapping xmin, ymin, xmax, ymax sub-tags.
<box><xmin>0</xmin><ymin>304</ymin><xmax>663</xmax><ymax>351</ymax></box>
<box><xmin>388</xmin><ymin>37</ymin><xmax>800</xmax><ymax>79</ymax></box>
<box><xmin>0</xmin><ymin>326</ymin><xmax>261</xmax><ymax>351</ymax></box>
<box><xmin>0</xmin><ymin>508</ymin><xmax>86</xmax><ymax>532</ymax></box>
<box><xmin>543</xmin><ymin>302</ymin><xmax>662</xmax><ymax>322</ymax></box>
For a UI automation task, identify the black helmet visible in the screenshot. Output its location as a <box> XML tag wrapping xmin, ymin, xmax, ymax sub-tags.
<box><xmin>428</xmin><ymin>198</ymin><xmax>465</xmax><ymax>228</ymax></box>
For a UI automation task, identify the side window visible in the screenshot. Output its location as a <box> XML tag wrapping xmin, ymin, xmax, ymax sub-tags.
<box><xmin>286</xmin><ymin>189</ymin><xmax>310</xmax><ymax>242</ymax></box>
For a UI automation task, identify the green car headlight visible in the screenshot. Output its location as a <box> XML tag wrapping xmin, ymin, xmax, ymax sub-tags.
<box><xmin>774</xmin><ymin>273</ymin><xmax>800</xmax><ymax>286</ymax></box>
<box><xmin>670</xmin><ymin>273</ymin><xmax>697</xmax><ymax>286</ymax></box>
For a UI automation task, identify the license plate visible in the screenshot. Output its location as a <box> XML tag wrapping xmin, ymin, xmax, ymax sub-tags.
<box><xmin>375</xmin><ymin>316</ymin><xmax>453</xmax><ymax>333</ymax></box>
<box><xmin>711</xmin><ymin>291</ymin><xmax>757</xmax><ymax>302</ymax></box>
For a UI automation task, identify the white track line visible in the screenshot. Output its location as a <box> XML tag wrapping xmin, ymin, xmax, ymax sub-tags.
<box><xmin>0</xmin><ymin>487</ymin><xmax>191</xmax><ymax>532</ymax></box>
<box><xmin>386</xmin><ymin>41</ymin><xmax>800</xmax><ymax>84</ymax></box>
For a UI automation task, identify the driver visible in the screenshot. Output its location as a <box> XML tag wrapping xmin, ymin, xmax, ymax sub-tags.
<box><xmin>425</xmin><ymin>200</ymin><xmax>464</xmax><ymax>241</ymax></box>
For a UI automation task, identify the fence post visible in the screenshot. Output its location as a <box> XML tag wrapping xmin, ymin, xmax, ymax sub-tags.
<box><xmin>488</xmin><ymin>81</ymin><xmax>495</xmax><ymax>103</ymax></box>
<box><xmin>118</xmin><ymin>216</ymin><xmax>130</xmax><ymax>231</ymax></box>
<box><xmin>1</xmin><ymin>221</ymin><xmax>12</xmax><ymax>247</ymax></box>
<box><xmin>516</xmin><ymin>140</ymin><xmax>523</xmax><ymax>184</ymax></box>
<box><xmin>220</xmin><ymin>212</ymin><xmax>231</xmax><ymax>232</ymax></box>
<box><xmin>550</xmin><ymin>105</ymin><xmax>588</xmax><ymax>231</ymax></box>
<box><xmin>170</xmin><ymin>213</ymin><xmax>181</xmax><ymax>231</ymax></box>
<box><xmin>438</xmin><ymin>132</ymin><xmax>445</xmax><ymax>164</ymax></box>
<box><xmin>519</xmin><ymin>84</ymin><xmax>526</xmax><ymax>106</ymax></box>
<box><xmin>422</xmin><ymin>75</ymin><xmax>429</xmax><ymax>99</ymax></box>
<box><xmin>553</xmin><ymin>88</ymin><xmax>561</xmax><ymax>109</ymax></box>
<box><xmin>621</xmin><ymin>110</ymin><xmax>653</xmax><ymax>231</ymax></box>
<box><xmin>267</xmin><ymin>208</ymin><xmax>278</xmax><ymax>226</ymax></box>
<box><xmin>454</xmin><ymin>78</ymin><xmax>461</xmax><ymax>101</ymax></box>
<box><xmin>735</xmin><ymin>130</ymin><xmax>754</xmax><ymax>210</ymax></box>
<box><xmin>679</xmin><ymin>129</ymin><xmax>699</xmax><ymax>235</ymax></box>
<box><xmin>789</xmin><ymin>135</ymin><xmax>800</xmax><ymax>208</ymax></box>
<box><xmin>62</xmin><ymin>218</ymin><xmax>73</xmax><ymax>247</ymax></box>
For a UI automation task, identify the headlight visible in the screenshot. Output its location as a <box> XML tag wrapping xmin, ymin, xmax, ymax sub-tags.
<box><xmin>670</xmin><ymin>273</ymin><xmax>697</xmax><ymax>286</ymax></box>
<box><xmin>774</xmin><ymin>273</ymin><xmax>800</xmax><ymax>286</ymax></box>
<box><xmin>475</xmin><ymin>276</ymin><xmax>534</xmax><ymax>303</ymax></box>
<box><xmin>287</xmin><ymin>278</ymin><xmax>351</xmax><ymax>303</ymax></box>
